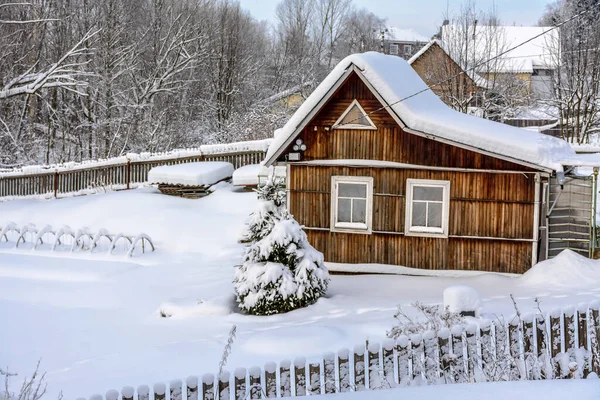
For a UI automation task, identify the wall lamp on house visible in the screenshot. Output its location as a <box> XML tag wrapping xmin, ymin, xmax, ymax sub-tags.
<box><xmin>287</xmin><ymin>138</ymin><xmax>307</xmax><ymax>161</ymax></box>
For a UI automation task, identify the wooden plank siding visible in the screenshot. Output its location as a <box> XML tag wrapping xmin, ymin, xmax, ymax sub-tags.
<box><xmin>288</xmin><ymin>164</ymin><xmax>535</xmax><ymax>273</ymax></box>
<box><xmin>279</xmin><ymin>70</ymin><xmax>544</xmax><ymax>273</ymax></box>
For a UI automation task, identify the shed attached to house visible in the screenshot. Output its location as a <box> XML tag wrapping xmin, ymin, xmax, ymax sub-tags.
<box><xmin>263</xmin><ymin>52</ymin><xmax>582</xmax><ymax>274</ymax></box>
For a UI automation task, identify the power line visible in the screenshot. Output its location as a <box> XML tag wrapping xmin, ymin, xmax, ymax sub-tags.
<box><xmin>333</xmin><ymin>4</ymin><xmax>595</xmax><ymax>128</ymax></box>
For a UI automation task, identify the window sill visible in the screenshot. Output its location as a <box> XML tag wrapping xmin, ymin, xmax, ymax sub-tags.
<box><xmin>331</xmin><ymin>223</ymin><xmax>372</xmax><ymax>235</ymax></box>
<box><xmin>405</xmin><ymin>227</ymin><xmax>448</xmax><ymax>238</ymax></box>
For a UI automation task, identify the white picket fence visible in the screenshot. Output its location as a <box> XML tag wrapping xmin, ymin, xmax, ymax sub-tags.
<box><xmin>83</xmin><ymin>301</ymin><xmax>600</xmax><ymax>400</ymax></box>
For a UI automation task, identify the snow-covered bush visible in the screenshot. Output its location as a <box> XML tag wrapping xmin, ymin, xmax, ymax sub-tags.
<box><xmin>387</xmin><ymin>302</ymin><xmax>465</xmax><ymax>339</ymax></box>
<box><xmin>234</xmin><ymin>175</ymin><xmax>329</xmax><ymax>316</ymax></box>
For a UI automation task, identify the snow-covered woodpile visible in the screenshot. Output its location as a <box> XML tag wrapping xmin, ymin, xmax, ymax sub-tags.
<box><xmin>0</xmin><ymin>222</ymin><xmax>154</xmax><ymax>257</ymax></box>
<box><xmin>148</xmin><ymin>162</ymin><xmax>234</xmax><ymax>198</ymax></box>
<box><xmin>86</xmin><ymin>301</ymin><xmax>600</xmax><ymax>400</ymax></box>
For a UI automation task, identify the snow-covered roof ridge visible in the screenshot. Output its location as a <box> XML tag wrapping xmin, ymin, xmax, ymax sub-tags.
<box><xmin>407</xmin><ymin>39</ymin><xmax>490</xmax><ymax>89</ymax></box>
<box><xmin>264</xmin><ymin>52</ymin><xmax>575</xmax><ymax>172</ymax></box>
<box><xmin>387</xmin><ymin>27</ymin><xmax>430</xmax><ymax>43</ymax></box>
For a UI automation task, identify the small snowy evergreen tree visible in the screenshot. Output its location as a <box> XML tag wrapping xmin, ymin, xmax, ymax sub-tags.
<box><xmin>234</xmin><ymin>175</ymin><xmax>329</xmax><ymax>315</ymax></box>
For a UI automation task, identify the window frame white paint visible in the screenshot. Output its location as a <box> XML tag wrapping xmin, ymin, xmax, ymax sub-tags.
<box><xmin>332</xmin><ymin>99</ymin><xmax>377</xmax><ymax>130</ymax></box>
<box><xmin>404</xmin><ymin>178</ymin><xmax>450</xmax><ymax>238</ymax></box>
<box><xmin>330</xmin><ymin>175</ymin><xmax>374</xmax><ymax>234</ymax></box>
<box><xmin>404</xmin><ymin>44</ymin><xmax>413</xmax><ymax>55</ymax></box>
<box><xmin>390</xmin><ymin>43</ymin><xmax>399</xmax><ymax>55</ymax></box>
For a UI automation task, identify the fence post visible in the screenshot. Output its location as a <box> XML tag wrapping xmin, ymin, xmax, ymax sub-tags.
<box><xmin>154</xmin><ymin>383</ymin><xmax>166</xmax><ymax>400</ymax></box>
<box><xmin>323</xmin><ymin>353</ymin><xmax>336</xmax><ymax>394</ymax></box>
<box><xmin>508</xmin><ymin>316</ymin><xmax>521</xmax><ymax>380</ymax></box>
<box><xmin>127</xmin><ymin>159</ymin><xmax>131</xmax><ymax>189</ymax></box>
<box><xmin>353</xmin><ymin>344</ymin><xmax>365</xmax><ymax>391</ymax></box>
<box><xmin>591</xmin><ymin>302</ymin><xmax>600</xmax><ymax>374</ymax></box>
<box><xmin>338</xmin><ymin>349</ymin><xmax>350</xmax><ymax>393</ymax></box>
<box><xmin>187</xmin><ymin>376</ymin><xmax>199</xmax><ymax>400</ymax></box>
<box><xmin>294</xmin><ymin>357</ymin><xmax>307</xmax><ymax>396</ymax></box>
<box><xmin>122</xmin><ymin>386</ymin><xmax>134</xmax><ymax>400</ymax></box>
<box><xmin>308</xmin><ymin>362</ymin><xmax>321</xmax><ymax>395</ymax></box>
<box><xmin>522</xmin><ymin>314</ymin><xmax>535</xmax><ymax>379</ymax></box>
<box><xmin>137</xmin><ymin>385</ymin><xmax>150</xmax><ymax>400</ymax></box>
<box><xmin>564</xmin><ymin>306</ymin><xmax>578</xmax><ymax>378</ymax></box>
<box><xmin>279</xmin><ymin>361</ymin><xmax>291</xmax><ymax>398</ymax></box>
<box><xmin>536</xmin><ymin>314</ymin><xmax>550</xmax><ymax>380</ymax></box>
<box><xmin>264</xmin><ymin>362</ymin><xmax>277</xmax><ymax>398</ymax></box>
<box><xmin>465</xmin><ymin>324</ymin><xmax>477</xmax><ymax>382</ymax></box>
<box><xmin>549</xmin><ymin>310</ymin><xmax>562</xmax><ymax>378</ymax></box>
<box><xmin>53</xmin><ymin>171</ymin><xmax>58</xmax><ymax>198</ymax></box>
<box><xmin>577</xmin><ymin>303</ymin><xmax>591</xmax><ymax>377</ymax></box>
<box><xmin>396</xmin><ymin>336</ymin><xmax>410</xmax><ymax>386</ymax></box>
<box><xmin>437</xmin><ymin>328</ymin><xmax>451</xmax><ymax>383</ymax></box>
<box><xmin>202</xmin><ymin>373</ymin><xmax>215</xmax><ymax>400</ymax></box>
<box><xmin>106</xmin><ymin>390</ymin><xmax>119</xmax><ymax>400</ymax></box>
<box><xmin>234</xmin><ymin>368</ymin><xmax>246</xmax><ymax>400</ymax></box>
<box><xmin>451</xmin><ymin>325</ymin><xmax>465</xmax><ymax>383</ymax></box>
<box><xmin>382</xmin><ymin>340</ymin><xmax>395</xmax><ymax>387</ymax></box>
<box><xmin>218</xmin><ymin>371</ymin><xmax>230</xmax><ymax>400</ymax></box>
<box><xmin>410</xmin><ymin>334</ymin><xmax>424</xmax><ymax>383</ymax></box>
<box><xmin>367</xmin><ymin>342</ymin><xmax>381</xmax><ymax>389</ymax></box>
<box><xmin>171</xmin><ymin>380</ymin><xmax>183</xmax><ymax>400</ymax></box>
<box><xmin>248</xmin><ymin>366</ymin><xmax>261</xmax><ymax>400</ymax></box>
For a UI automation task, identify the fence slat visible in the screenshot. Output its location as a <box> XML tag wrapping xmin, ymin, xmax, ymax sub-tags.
<box><xmin>294</xmin><ymin>357</ymin><xmax>306</xmax><ymax>396</ymax></box>
<box><xmin>382</xmin><ymin>340</ymin><xmax>395</xmax><ymax>387</ymax></box>
<box><xmin>323</xmin><ymin>353</ymin><xmax>336</xmax><ymax>394</ymax></box>
<box><xmin>591</xmin><ymin>303</ymin><xmax>600</xmax><ymax>375</ymax></box>
<box><xmin>353</xmin><ymin>344</ymin><xmax>366</xmax><ymax>391</ymax></box>
<box><xmin>397</xmin><ymin>336</ymin><xmax>410</xmax><ymax>386</ymax></box>
<box><xmin>249</xmin><ymin>367</ymin><xmax>261</xmax><ymax>400</ymax></box>
<box><xmin>280</xmin><ymin>361</ymin><xmax>291</xmax><ymax>398</ymax></box>
<box><xmin>338</xmin><ymin>349</ymin><xmax>350</xmax><ymax>393</ymax></box>
<box><xmin>451</xmin><ymin>326</ymin><xmax>465</xmax><ymax>383</ymax></box>
<box><xmin>265</xmin><ymin>363</ymin><xmax>277</xmax><ymax>398</ymax></box>
<box><xmin>202</xmin><ymin>374</ymin><xmax>215</xmax><ymax>400</ymax></box>
<box><xmin>187</xmin><ymin>377</ymin><xmax>199</xmax><ymax>400</ymax></box>
<box><xmin>309</xmin><ymin>362</ymin><xmax>321</xmax><ymax>395</ymax></box>
<box><xmin>234</xmin><ymin>368</ymin><xmax>246</xmax><ymax>400</ymax></box>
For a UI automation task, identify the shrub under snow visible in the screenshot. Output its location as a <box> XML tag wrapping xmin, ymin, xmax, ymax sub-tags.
<box><xmin>234</xmin><ymin>175</ymin><xmax>329</xmax><ymax>316</ymax></box>
<box><xmin>443</xmin><ymin>285</ymin><xmax>482</xmax><ymax>316</ymax></box>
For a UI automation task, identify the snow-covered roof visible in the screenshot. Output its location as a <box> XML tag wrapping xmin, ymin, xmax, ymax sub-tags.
<box><xmin>441</xmin><ymin>25</ymin><xmax>558</xmax><ymax>74</ymax></box>
<box><xmin>264</xmin><ymin>52</ymin><xmax>577</xmax><ymax>172</ymax></box>
<box><xmin>387</xmin><ymin>27</ymin><xmax>430</xmax><ymax>43</ymax></box>
<box><xmin>407</xmin><ymin>39</ymin><xmax>490</xmax><ymax>89</ymax></box>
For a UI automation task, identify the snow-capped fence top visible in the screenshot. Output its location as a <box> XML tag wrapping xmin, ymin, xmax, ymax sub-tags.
<box><xmin>0</xmin><ymin>139</ymin><xmax>270</xmax><ymax>199</ymax></box>
<box><xmin>84</xmin><ymin>301</ymin><xmax>600</xmax><ymax>400</ymax></box>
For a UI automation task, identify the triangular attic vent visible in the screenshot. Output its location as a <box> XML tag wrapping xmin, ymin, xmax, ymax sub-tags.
<box><xmin>333</xmin><ymin>99</ymin><xmax>377</xmax><ymax>130</ymax></box>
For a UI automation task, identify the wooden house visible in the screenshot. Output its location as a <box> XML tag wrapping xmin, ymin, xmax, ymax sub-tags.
<box><xmin>263</xmin><ymin>52</ymin><xmax>594</xmax><ymax>274</ymax></box>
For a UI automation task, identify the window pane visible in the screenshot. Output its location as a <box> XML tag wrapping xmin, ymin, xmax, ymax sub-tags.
<box><xmin>340</xmin><ymin>104</ymin><xmax>371</xmax><ymax>126</ymax></box>
<box><xmin>337</xmin><ymin>198</ymin><xmax>351</xmax><ymax>222</ymax></box>
<box><xmin>352</xmin><ymin>199</ymin><xmax>366</xmax><ymax>223</ymax></box>
<box><xmin>411</xmin><ymin>201</ymin><xmax>427</xmax><ymax>227</ymax></box>
<box><xmin>427</xmin><ymin>202</ymin><xmax>443</xmax><ymax>228</ymax></box>
<box><xmin>413</xmin><ymin>186</ymin><xmax>443</xmax><ymax>201</ymax></box>
<box><xmin>339</xmin><ymin>183</ymin><xmax>366</xmax><ymax>198</ymax></box>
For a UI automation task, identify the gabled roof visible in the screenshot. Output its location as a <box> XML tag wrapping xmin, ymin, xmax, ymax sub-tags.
<box><xmin>408</xmin><ymin>39</ymin><xmax>490</xmax><ymax>89</ymax></box>
<box><xmin>263</xmin><ymin>52</ymin><xmax>575</xmax><ymax>172</ymax></box>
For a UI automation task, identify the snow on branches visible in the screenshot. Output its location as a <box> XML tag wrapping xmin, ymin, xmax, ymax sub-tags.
<box><xmin>234</xmin><ymin>175</ymin><xmax>329</xmax><ymax>316</ymax></box>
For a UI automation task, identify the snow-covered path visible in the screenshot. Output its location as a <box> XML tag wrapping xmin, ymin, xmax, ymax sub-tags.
<box><xmin>1</xmin><ymin>185</ymin><xmax>600</xmax><ymax>398</ymax></box>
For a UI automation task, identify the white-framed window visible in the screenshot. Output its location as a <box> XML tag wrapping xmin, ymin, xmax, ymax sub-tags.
<box><xmin>405</xmin><ymin>179</ymin><xmax>450</xmax><ymax>238</ymax></box>
<box><xmin>333</xmin><ymin>99</ymin><xmax>377</xmax><ymax>130</ymax></box>
<box><xmin>404</xmin><ymin>44</ymin><xmax>413</xmax><ymax>55</ymax></box>
<box><xmin>331</xmin><ymin>176</ymin><xmax>373</xmax><ymax>234</ymax></box>
<box><xmin>390</xmin><ymin>44</ymin><xmax>399</xmax><ymax>55</ymax></box>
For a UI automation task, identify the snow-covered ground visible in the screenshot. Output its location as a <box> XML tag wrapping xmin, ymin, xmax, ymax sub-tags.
<box><xmin>2</xmin><ymin>184</ymin><xmax>600</xmax><ymax>398</ymax></box>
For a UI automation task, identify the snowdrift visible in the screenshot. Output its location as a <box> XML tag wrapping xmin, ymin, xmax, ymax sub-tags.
<box><xmin>520</xmin><ymin>250</ymin><xmax>600</xmax><ymax>288</ymax></box>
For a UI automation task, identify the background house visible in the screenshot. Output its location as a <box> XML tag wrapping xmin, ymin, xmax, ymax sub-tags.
<box><xmin>384</xmin><ymin>27</ymin><xmax>430</xmax><ymax>60</ymax></box>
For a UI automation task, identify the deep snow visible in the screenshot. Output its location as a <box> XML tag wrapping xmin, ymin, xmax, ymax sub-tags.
<box><xmin>2</xmin><ymin>185</ymin><xmax>600</xmax><ymax>398</ymax></box>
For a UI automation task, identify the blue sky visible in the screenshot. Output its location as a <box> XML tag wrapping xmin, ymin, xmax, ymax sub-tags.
<box><xmin>238</xmin><ymin>0</ymin><xmax>552</xmax><ymax>38</ymax></box>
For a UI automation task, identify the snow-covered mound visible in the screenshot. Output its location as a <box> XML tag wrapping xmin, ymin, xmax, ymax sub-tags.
<box><xmin>148</xmin><ymin>162</ymin><xmax>234</xmax><ymax>186</ymax></box>
<box><xmin>520</xmin><ymin>250</ymin><xmax>600</xmax><ymax>288</ymax></box>
<box><xmin>443</xmin><ymin>285</ymin><xmax>482</xmax><ymax>316</ymax></box>
<box><xmin>232</xmin><ymin>164</ymin><xmax>263</xmax><ymax>186</ymax></box>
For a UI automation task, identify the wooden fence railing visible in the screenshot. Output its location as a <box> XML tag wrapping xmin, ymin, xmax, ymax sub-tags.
<box><xmin>0</xmin><ymin>150</ymin><xmax>266</xmax><ymax>199</ymax></box>
<box><xmin>83</xmin><ymin>301</ymin><xmax>600</xmax><ymax>400</ymax></box>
